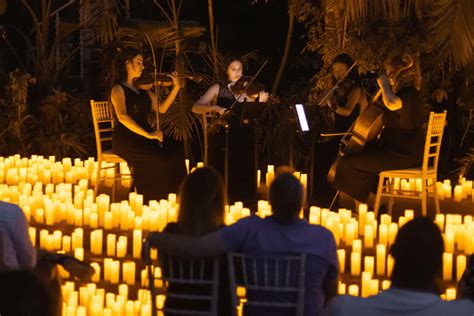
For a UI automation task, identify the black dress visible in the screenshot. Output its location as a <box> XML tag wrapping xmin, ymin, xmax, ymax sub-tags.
<box><xmin>332</xmin><ymin>86</ymin><xmax>426</xmax><ymax>202</ymax></box>
<box><xmin>112</xmin><ymin>83</ymin><xmax>186</xmax><ymax>203</ymax></box>
<box><xmin>208</xmin><ymin>82</ymin><xmax>256</xmax><ymax>204</ymax></box>
<box><xmin>313</xmin><ymin>81</ymin><xmax>362</xmax><ymax>205</ymax></box>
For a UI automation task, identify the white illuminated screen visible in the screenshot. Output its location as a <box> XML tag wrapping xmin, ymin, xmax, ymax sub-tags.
<box><xmin>295</xmin><ymin>103</ymin><xmax>309</xmax><ymax>132</ymax></box>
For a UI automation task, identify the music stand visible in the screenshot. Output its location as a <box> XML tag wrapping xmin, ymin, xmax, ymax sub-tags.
<box><xmin>240</xmin><ymin>101</ymin><xmax>267</xmax><ymax>125</ymax></box>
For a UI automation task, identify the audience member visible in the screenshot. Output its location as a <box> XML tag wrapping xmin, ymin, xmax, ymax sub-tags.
<box><xmin>327</xmin><ymin>217</ymin><xmax>474</xmax><ymax>315</ymax></box>
<box><xmin>146</xmin><ymin>169</ymin><xmax>339</xmax><ymax>315</ymax></box>
<box><xmin>0</xmin><ymin>201</ymin><xmax>94</xmax><ymax>280</ymax></box>
<box><xmin>158</xmin><ymin>166</ymin><xmax>231</xmax><ymax>315</ymax></box>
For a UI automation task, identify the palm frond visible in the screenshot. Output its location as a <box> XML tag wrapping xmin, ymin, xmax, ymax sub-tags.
<box><xmin>426</xmin><ymin>0</ymin><xmax>474</xmax><ymax>69</ymax></box>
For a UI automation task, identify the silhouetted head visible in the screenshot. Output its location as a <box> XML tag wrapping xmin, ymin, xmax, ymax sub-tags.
<box><xmin>177</xmin><ymin>166</ymin><xmax>226</xmax><ymax>236</ymax></box>
<box><xmin>269</xmin><ymin>170</ymin><xmax>305</xmax><ymax>222</ymax></box>
<box><xmin>390</xmin><ymin>216</ymin><xmax>444</xmax><ymax>291</ymax></box>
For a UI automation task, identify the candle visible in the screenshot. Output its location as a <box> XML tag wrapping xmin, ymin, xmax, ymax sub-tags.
<box><xmin>443</xmin><ymin>252</ymin><xmax>453</xmax><ymax>281</ymax></box>
<box><xmin>361</xmin><ymin>271</ymin><xmax>372</xmax><ymax>298</ymax></box>
<box><xmin>379</xmin><ymin>224</ymin><xmax>388</xmax><ymax>247</ymax></box>
<box><xmin>358</xmin><ymin>204</ymin><xmax>367</xmax><ymax>234</ymax></box>
<box><xmin>446</xmin><ymin>288</ymin><xmax>457</xmax><ymax>301</ymax></box>
<box><xmin>110</xmin><ymin>260</ymin><xmax>120</xmax><ymax>284</ymax></box>
<box><xmin>456</xmin><ymin>255</ymin><xmax>467</xmax><ymax>281</ymax></box>
<box><xmin>348</xmin><ymin>284</ymin><xmax>359</xmax><ymax>296</ymax></box>
<box><xmin>445</xmin><ymin>229</ymin><xmax>455</xmax><ymax>253</ymax></box>
<box><xmin>364</xmin><ymin>225</ymin><xmax>374</xmax><ymax>248</ymax></box>
<box><xmin>345</xmin><ymin>222</ymin><xmax>355</xmax><ymax>246</ymax></box>
<box><xmin>376</xmin><ymin>244</ymin><xmax>386</xmax><ymax>276</ymax></box>
<box><xmin>107</xmin><ymin>234</ymin><xmax>116</xmax><ymax>256</ymax></box>
<box><xmin>117</xmin><ymin>236</ymin><xmax>127</xmax><ymax>258</ymax></box>
<box><xmin>369</xmin><ymin>279</ymin><xmax>379</xmax><ymax>296</ymax></box>
<box><xmin>133</xmin><ymin>229</ymin><xmax>142</xmax><ymax>259</ymax></box>
<box><xmin>382</xmin><ymin>280</ymin><xmax>391</xmax><ymax>290</ymax></box>
<box><xmin>454</xmin><ymin>185</ymin><xmax>463</xmax><ymax>202</ymax></box>
<box><xmin>364</xmin><ymin>256</ymin><xmax>374</xmax><ymax>275</ymax></box>
<box><xmin>257</xmin><ymin>169</ymin><xmax>261</xmax><ymax>188</ymax></box>
<box><xmin>337</xmin><ymin>249</ymin><xmax>345</xmax><ymax>273</ymax></box>
<box><xmin>388</xmin><ymin>223</ymin><xmax>398</xmax><ymax>246</ymax></box>
<box><xmin>387</xmin><ymin>255</ymin><xmax>394</xmax><ymax>277</ymax></box>
<box><xmin>352</xmin><ymin>239</ymin><xmax>362</xmax><ymax>253</ymax></box>
<box><xmin>351</xmin><ymin>252</ymin><xmax>361</xmax><ymax>276</ymax></box>
<box><xmin>338</xmin><ymin>282</ymin><xmax>346</xmax><ymax>295</ymax></box>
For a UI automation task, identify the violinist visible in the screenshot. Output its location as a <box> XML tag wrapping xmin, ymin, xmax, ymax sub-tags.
<box><xmin>331</xmin><ymin>51</ymin><xmax>426</xmax><ymax>210</ymax></box>
<box><xmin>314</xmin><ymin>54</ymin><xmax>367</xmax><ymax>205</ymax></box>
<box><xmin>111</xmin><ymin>47</ymin><xmax>186</xmax><ymax>203</ymax></box>
<box><xmin>193</xmin><ymin>56</ymin><xmax>269</xmax><ymax>203</ymax></box>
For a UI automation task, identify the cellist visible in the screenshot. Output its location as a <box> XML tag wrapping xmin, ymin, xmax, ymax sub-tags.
<box><xmin>331</xmin><ymin>51</ymin><xmax>426</xmax><ymax>210</ymax></box>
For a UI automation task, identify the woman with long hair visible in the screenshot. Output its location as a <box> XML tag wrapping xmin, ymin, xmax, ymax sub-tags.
<box><xmin>160</xmin><ymin>166</ymin><xmax>230</xmax><ymax>315</ymax></box>
<box><xmin>110</xmin><ymin>47</ymin><xmax>186</xmax><ymax>202</ymax></box>
<box><xmin>193</xmin><ymin>57</ymin><xmax>269</xmax><ymax>204</ymax></box>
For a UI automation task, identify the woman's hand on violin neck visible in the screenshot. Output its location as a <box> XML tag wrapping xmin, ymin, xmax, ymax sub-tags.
<box><xmin>146</xmin><ymin>130</ymin><xmax>163</xmax><ymax>142</ymax></box>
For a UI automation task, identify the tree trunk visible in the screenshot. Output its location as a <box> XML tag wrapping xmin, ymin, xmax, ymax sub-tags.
<box><xmin>271</xmin><ymin>7</ymin><xmax>294</xmax><ymax>95</ymax></box>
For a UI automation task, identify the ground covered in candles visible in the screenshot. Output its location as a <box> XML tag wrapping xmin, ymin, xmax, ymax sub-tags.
<box><xmin>0</xmin><ymin>155</ymin><xmax>473</xmax><ymax>314</ymax></box>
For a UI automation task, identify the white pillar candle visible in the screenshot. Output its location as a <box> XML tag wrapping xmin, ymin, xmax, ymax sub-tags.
<box><xmin>379</xmin><ymin>224</ymin><xmax>388</xmax><ymax>247</ymax></box>
<box><xmin>387</xmin><ymin>255</ymin><xmax>394</xmax><ymax>277</ymax></box>
<box><xmin>345</xmin><ymin>222</ymin><xmax>355</xmax><ymax>246</ymax></box>
<box><xmin>364</xmin><ymin>256</ymin><xmax>375</xmax><ymax>275</ymax></box>
<box><xmin>337</xmin><ymin>249</ymin><xmax>345</xmax><ymax>273</ymax></box>
<box><xmin>110</xmin><ymin>261</ymin><xmax>120</xmax><ymax>284</ymax></box>
<box><xmin>382</xmin><ymin>280</ymin><xmax>391</xmax><ymax>290</ymax></box>
<box><xmin>443</xmin><ymin>252</ymin><xmax>453</xmax><ymax>281</ymax></box>
<box><xmin>361</xmin><ymin>271</ymin><xmax>372</xmax><ymax>298</ymax></box>
<box><xmin>133</xmin><ymin>229</ymin><xmax>142</xmax><ymax>259</ymax></box>
<box><xmin>456</xmin><ymin>255</ymin><xmax>467</xmax><ymax>281</ymax></box>
<box><xmin>364</xmin><ymin>225</ymin><xmax>374</xmax><ymax>248</ymax></box>
<box><xmin>388</xmin><ymin>223</ymin><xmax>398</xmax><ymax>246</ymax></box>
<box><xmin>376</xmin><ymin>244</ymin><xmax>386</xmax><ymax>276</ymax></box>
<box><xmin>351</xmin><ymin>252</ymin><xmax>361</xmax><ymax>276</ymax></box>
<box><xmin>352</xmin><ymin>239</ymin><xmax>362</xmax><ymax>253</ymax></box>
<box><xmin>348</xmin><ymin>284</ymin><xmax>359</xmax><ymax>296</ymax></box>
<box><xmin>369</xmin><ymin>279</ymin><xmax>379</xmax><ymax>296</ymax></box>
<box><xmin>454</xmin><ymin>185</ymin><xmax>463</xmax><ymax>202</ymax></box>
<box><xmin>107</xmin><ymin>234</ymin><xmax>116</xmax><ymax>257</ymax></box>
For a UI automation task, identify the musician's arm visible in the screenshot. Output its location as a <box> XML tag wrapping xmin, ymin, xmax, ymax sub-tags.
<box><xmin>111</xmin><ymin>85</ymin><xmax>156</xmax><ymax>139</ymax></box>
<box><xmin>150</xmin><ymin>77</ymin><xmax>181</xmax><ymax>114</ymax></box>
<box><xmin>335</xmin><ymin>86</ymin><xmax>363</xmax><ymax>116</ymax></box>
<box><xmin>378</xmin><ymin>76</ymin><xmax>402</xmax><ymax>111</ymax></box>
<box><xmin>192</xmin><ymin>84</ymin><xmax>226</xmax><ymax>114</ymax></box>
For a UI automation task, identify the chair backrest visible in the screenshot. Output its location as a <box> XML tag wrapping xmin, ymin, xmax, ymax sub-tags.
<box><xmin>90</xmin><ymin>100</ymin><xmax>115</xmax><ymax>157</ymax></box>
<box><xmin>422</xmin><ymin>111</ymin><xmax>447</xmax><ymax>174</ymax></box>
<box><xmin>158</xmin><ymin>254</ymin><xmax>220</xmax><ymax>316</ymax></box>
<box><xmin>227</xmin><ymin>252</ymin><xmax>306</xmax><ymax>316</ymax></box>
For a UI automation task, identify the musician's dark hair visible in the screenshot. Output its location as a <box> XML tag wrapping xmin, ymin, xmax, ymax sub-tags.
<box><xmin>384</xmin><ymin>51</ymin><xmax>422</xmax><ymax>91</ymax></box>
<box><xmin>111</xmin><ymin>47</ymin><xmax>142</xmax><ymax>87</ymax></box>
<box><xmin>269</xmin><ymin>170</ymin><xmax>305</xmax><ymax>222</ymax></box>
<box><xmin>331</xmin><ymin>53</ymin><xmax>360</xmax><ymax>82</ymax></box>
<box><xmin>177</xmin><ymin>166</ymin><xmax>226</xmax><ymax>236</ymax></box>
<box><xmin>390</xmin><ymin>216</ymin><xmax>444</xmax><ymax>292</ymax></box>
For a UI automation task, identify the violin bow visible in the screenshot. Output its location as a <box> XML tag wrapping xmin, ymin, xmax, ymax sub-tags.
<box><xmin>207</xmin><ymin>59</ymin><xmax>269</xmax><ymax>135</ymax></box>
<box><xmin>318</xmin><ymin>61</ymin><xmax>358</xmax><ymax>107</ymax></box>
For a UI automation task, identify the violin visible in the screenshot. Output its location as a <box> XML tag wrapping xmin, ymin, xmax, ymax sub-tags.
<box><xmin>133</xmin><ymin>72</ymin><xmax>202</xmax><ymax>90</ymax></box>
<box><xmin>229</xmin><ymin>76</ymin><xmax>266</xmax><ymax>96</ymax></box>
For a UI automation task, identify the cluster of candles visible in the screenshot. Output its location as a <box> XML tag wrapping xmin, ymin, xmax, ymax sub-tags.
<box><xmin>1</xmin><ymin>155</ymin><xmax>472</xmax><ymax>315</ymax></box>
<box><xmin>257</xmin><ymin>165</ymin><xmax>308</xmax><ymax>190</ymax></box>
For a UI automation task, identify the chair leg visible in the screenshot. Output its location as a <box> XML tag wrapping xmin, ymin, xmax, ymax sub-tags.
<box><xmin>421</xmin><ymin>178</ymin><xmax>427</xmax><ymax>217</ymax></box>
<box><xmin>94</xmin><ymin>159</ymin><xmax>102</xmax><ymax>198</ymax></box>
<box><xmin>374</xmin><ymin>175</ymin><xmax>384</xmax><ymax>218</ymax></box>
<box><xmin>432</xmin><ymin>178</ymin><xmax>440</xmax><ymax>214</ymax></box>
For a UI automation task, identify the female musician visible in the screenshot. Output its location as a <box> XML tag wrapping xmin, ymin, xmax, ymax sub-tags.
<box><xmin>111</xmin><ymin>47</ymin><xmax>186</xmax><ymax>203</ymax></box>
<box><xmin>331</xmin><ymin>52</ymin><xmax>426</xmax><ymax>208</ymax></box>
<box><xmin>193</xmin><ymin>57</ymin><xmax>269</xmax><ymax>203</ymax></box>
<box><xmin>314</xmin><ymin>54</ymin><xmax>367</xmax><ymax>205</ymax></box>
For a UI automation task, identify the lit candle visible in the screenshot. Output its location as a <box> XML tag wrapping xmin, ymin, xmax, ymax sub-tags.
<box><xmin>358</xmin><ymin>204</ymin><xmax>367</xmax><ymax>234</ymax></box>
<box><xmin>364</xmin><ymin>225</ymin><xmax>374</xmax><ymax>248</ymax></box>
<box><xmin>369</xmin><ymin>279</ymin><xmax>379</xmax><ymax>296</ymax></box>
<box><xmin>454</xmin><ymin>185</ymin><xmax>463</xmax><ymax>202</ymax></box>
<box><xmin>257</xmin><ymin>169</ymin><xmax>261</xmax><ymax>188</ymax></box>
<box><xmin>345</xmin><ymin>222</ymin><xmax>355</xmax><ymax>246</ymax></box>
<box><xmin>387</xmin><ymin>255</ymin><xmax>394</xmax><ymax>277</ymax></box>
<box><xmin>110</xmin><ymin>260</ymin><xmax>120</xmax><ymax>284</ymax></box>
<box><xmin>446</xmin><ymin>288</ymin><xmax>456</xmax><ymax>301</ymax></box>
<box><xmin>382</xmin><ymin>280</ymin><xmax>391</xmax><ymax>290</ymax></box>
<box><xmin>337</xmin><ymin>249</ymin><xmax>345</xmax><ymax>273</ymax></box>
<box><xmin>364</xmin><ymin>256</ymin><xmax>374</xmax><ymax>275</ymax></box>
<box><xmin>388</xmin><ymin>223</ymin><xmax>398</xmax><ymax>246</ymax></box>
<box><xmin>361</xmin><ymin>271</ymin><xmax>372</xmax><ymax>298</ymax></box>
<box><xmin>352</xmin><ymin>239</ymin><xmax>362</xmax><ymax>253</ymax></box>
<box><xmin>351</xmin><ymin>252</ymin><xmax>361</xmax><ymax>276</ymax></box>
<box><xmin>379</xmin><ymin>224</ymin><xmax>388</xmax><ymax>247</ymax></box>
<box><xmin>133</xmin><ymin>229</ymin><xmax>142</xmax><ymax>259</ymax></box>
<box><xmin>443</xmin><ymin>252</ymin><xmax>453</xmax><ymax>281</ymax></box>
<box><xmin>107</xmin><ymin>234</ymin><xmax>116</xmax><ymax>257</ymax></box>
<box><xmin>376</xmin><ymin>244</ymin><xmax>386</xmax><ymax>276</ymax></box>
<box><xmin>117</xmin><ymin>236</ymin><xmax>127</xmax><ymax>258</ymax></box>
<box><xmin>348</xmin><ymin>284</ymin><xmax>359</xmax><ymax>296</ymax></box>
<box><xmin>456</xmin><ymin>255</ymin><xmax>467</xmax><ymax>281</ymax></box>
<box><xmin>445</xmin><ymin>229</ymin><xmax>455</xmax><ymax>253</ymax></box>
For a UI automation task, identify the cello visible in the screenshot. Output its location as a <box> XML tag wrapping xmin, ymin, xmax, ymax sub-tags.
<box><xmin>327</xmin><ymin>54</ymin><xmax>415</xmax><ymax>184</ymax></box>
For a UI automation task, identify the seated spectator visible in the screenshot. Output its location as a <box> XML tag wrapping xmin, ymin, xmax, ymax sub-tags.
<box><xmin>146</xmin><ymin>169</ymin><xmax>339</xmax><ymax>315</ymax></box>
<box><xmin>159</xmin><ymin>166</ymin><xmax>231</xmax><ymax>315</ymax></box>
<box><xmin>327</xmin><ymin>217</ymin><xmax>474</xmax><ymax>315</ymax></box>
<box><xmin>0</xmin><ymin>201</ymin><xmax>94</xmax><ymax>280</ymax></box>
<box><xmin>0</xmin><ymin>269</ymin><xmax>58</xmax><ymax>316</ymax></box>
